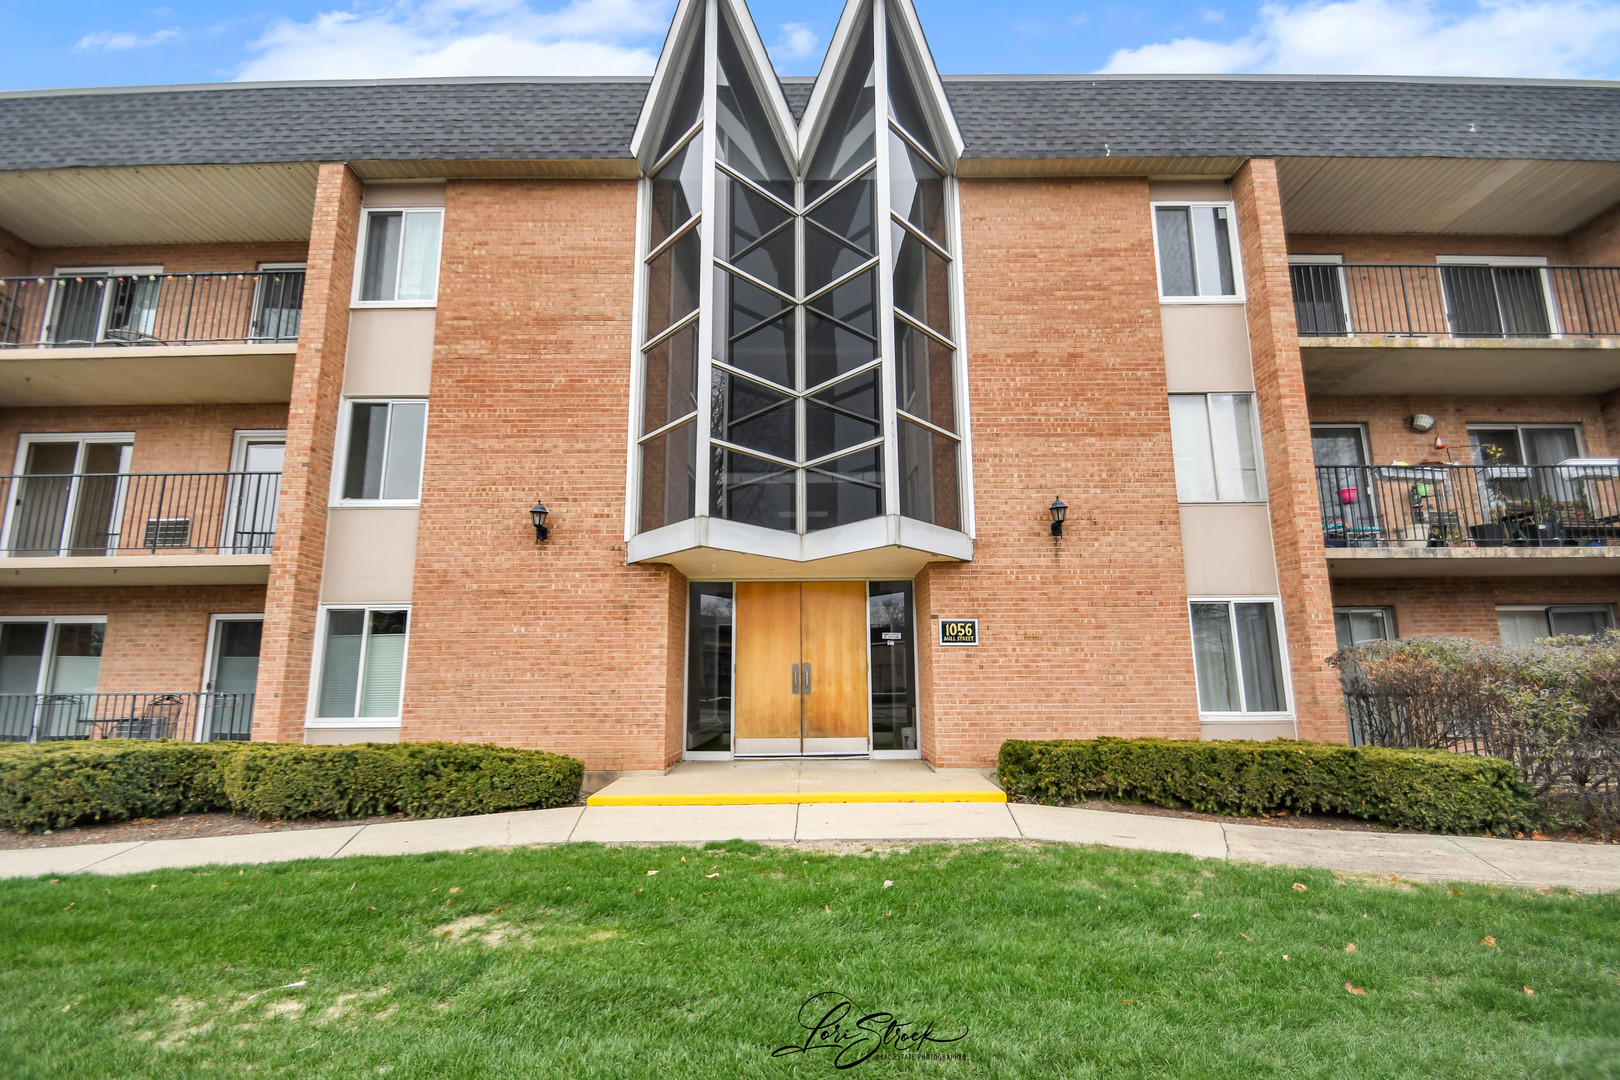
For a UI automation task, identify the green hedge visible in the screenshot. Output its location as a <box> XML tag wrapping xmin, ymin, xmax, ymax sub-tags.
<box><xmin>0</xmin><ymin>740</ymin><xmax>584</xmax><ymax>833</ymax></box>
<box><xmin>997</xmin><ymin>737</ymin><xmax>1538</xmax><ymax>835</ymax></box>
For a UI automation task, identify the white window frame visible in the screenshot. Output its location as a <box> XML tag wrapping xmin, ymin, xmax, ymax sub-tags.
<box><xmin>251</xmin><ymin>261</ymin><xmax>306</xmax><ymax>343</ymax></box>
<box><xmin>305</xmin><ymin>604</ymin><xmax>411</xmax><ymax>729</ymax></box>
<box><xmin>1187</xmin><ymin>596</ymin><xmax>1295</xmax><ymax>720</ymax></box>
<box><xmin>1289</xmin><ymin>254</ymin><xmax>1351</xmax><ymax>334</ymax></box>
<box><xmin>1169</xmin><ymin>392</ymin><xmax>1266</xmax><ymax>504</ymax></box>
<box><xmin>0</xmin><ymin>613</ymin><xmax>108</xmax><ymax>697</ymax></box>
<box><xmin>1435</xmin><ymin>254</ymin><xmax>1561</xmax><ymax>337</ymax></box>
<box><xmin>198</xmin><ymin>612</ymin><xmax>264</xmax><ymax>743</ymax></box>
<box><xmin>1497</xmin><ymin>604</ymin><xmax>1615</xmax><ymax>643</ymax></box>
<box><xmin>1333</xmin><ymin>605</ymin><xmax>1396</xmax><ymax>648</ymax></box>
<box><xmin>1465</xmin><ymin>422</ymin><xmax>1586</xmax><ymax>466</ymax></box>
<box><xmin>329</xmin><ymin>399</ymin><xmax>429</xmax><ymax>507</ymax></box>
<box><xmin>1150</xmin><ymin>201</ymin><xmax>1245</xmax><ymax>304</ymax></box>
<box><xmin>351</xmin><ymin>207</ymin><xmax>444</xmax><ymax>309</ymax></box>
<box><xmin>2</xmin><ymin>432</ymin><xmax>135</xmax><ymax>557</ymax></box>
<box><xmin>42</xmin><ymin>264</ymin><xmax>164</xmax><ymax>344</ymax></box>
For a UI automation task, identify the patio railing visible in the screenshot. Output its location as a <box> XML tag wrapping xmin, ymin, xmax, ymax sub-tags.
<box><xmin>0</xmin><ymin>471</ymin><xmax>281</xmax><ymax>557</ymax></box>
<box><xmin>1317</xmin><ymin>462</ymin><xmax>1620</xmax><ymax>548</ymax></box>
<box><xmin>0</xmin><ymin>269</ymin><xmax>304</xmax><ymax>348</ymax></box>
<box><xmin>0</xmin><ymin>691</ymin><xmax>255</xmax><ymax>743</ymax></box>
<box><xmin>1290</xmin><ymin>263</ymin><xmax>1620</xmax><ymax>338</ymax></box>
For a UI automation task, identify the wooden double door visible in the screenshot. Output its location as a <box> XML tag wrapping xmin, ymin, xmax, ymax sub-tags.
<box><xmin>733</xmin><ymin>582</ymin><xmax>869</xmax><ymax>756</ymax></box>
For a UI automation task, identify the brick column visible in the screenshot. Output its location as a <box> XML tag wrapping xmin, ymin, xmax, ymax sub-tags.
<box><xmin>254</xmin><ymin>163</ymin><xmax>363</xmax><ymax>742</ymax></box>
<box><xmin>1232</xmin><ymin>159</ymin><xmax>1345</xmax><ymax>743</ymax></box>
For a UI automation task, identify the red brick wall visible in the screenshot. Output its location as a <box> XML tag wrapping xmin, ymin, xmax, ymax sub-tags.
<box><xmin>0</xmin><ymin>224</ymin><xmax>33</xmax><ymax>276</ymax></box>
<box><xmin>1235</xmin><ymin>160</ymin><xmax>1346</xmax><ymax>742</ymax></box>
<box><xmin>0</xmin><ymin>585</ymin><xmax>265</xmax><ymax>691</ymax></box>
<box><xmin>916</xmin><ymin>176</ymin><xmax>1201</xmax><ymax>768</ymax></box>
<box><xmin>0</xmin><ymin>404</ymin><xmax>288</xmax><ymax>475</ymax></box>
<box><xmin>255</xmin><ymin>164</ymin><xmax>362</xmax><ymax>742</ymax></box>
<box><xmin>1286</xmin><ymin>234</ymin><xmax>1569</xmax><ymax>263</ymax></box>
<box><xmin>398</xmin><ymin>178</ymin><xmax>683</xmax><ymax>770</ymax></box>
<box><xmin>1566</xmin><ymin>203</ymin><xmax>1620</xmax><ymax>266</ymax></box>
<box><xmin>1331</xmin><ymin>577</ymin><xmax>1620</xmax><ymax>642</ymax></box>
<box><xmin>1308</xmin><ymin>394</ymin><xmax>1613</xmax><ymax>464</ymax></box>
<box><xmin>25</xmin><ymin>242</ymin><xmax>308</xmax><ymax>276</ymax></box>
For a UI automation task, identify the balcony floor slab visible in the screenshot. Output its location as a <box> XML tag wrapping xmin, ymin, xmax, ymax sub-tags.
<box><xmin>0</xmin><ymin>553</ymin><xmax>271</xmax><ymax>587</ymax></box>
<box><xmin>0</xmin><ymin>343</ymin><xmax>295</xmax><ymax>405</ymax></box>
<box><xmin>1301</xmin><ymin>335</ymin><xmax>1620</xmax><ymax>395</ymax></box>
<box><xmin>1326</xmin><ymin>546</ymin><xmax>1620</xmax><ymax>578</ymax></box>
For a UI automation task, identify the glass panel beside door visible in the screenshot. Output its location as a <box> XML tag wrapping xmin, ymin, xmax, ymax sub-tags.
<box><xmin>0</xmin><ymin>620</ymin><xmax>103</xmax><ymax>742</ymax></box>
<box><xmin>205</xmin><ymin>617</ymin><xmax>261</xmax><ymax>741</ymax></box>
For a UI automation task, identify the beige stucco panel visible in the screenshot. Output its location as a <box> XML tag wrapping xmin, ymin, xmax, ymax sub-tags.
<box><xmin>1149</xmin><ymin>180</ymin><xmax>1233</xmax><ymax>203</ymax></box>
<box><xmin>1181</xmin><ymin>502</ymin><xmax>1279</xmax><ymax>595</ymax></box>
<box><xmin>305</xmin><ymin>726</ymin><xmax>401</xmax><ymax>744</ymax></box>
<box><xmin>362</xmin><ymin>182</ymin><xmax>447</xmax><ymax>208</ymax></box>
<box><xmin>344</xmin><ymin>308</ymin><xmax>436</xmax><ymax>396</ymax></box>
<box><xmin>1201</xmin><ymin>719</ymin><xmax>1298</xmax><ymax>741</ymax></box>
<box><xmin>1162</xmin><ymin>303</ymin><xmax>1255</xmax><ymax>392</ymax></box>
<box><xmin>321</xmin><ymin>506</ymin><xmax>419</xmax><ymax>604</ymax></box>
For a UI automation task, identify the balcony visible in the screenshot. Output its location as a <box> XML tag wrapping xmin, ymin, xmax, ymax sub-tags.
<box><xmin>0</xmin><ymin>691</ymin><xmax>254</xmax><ymax>743</ymax></box>
<box><xmin>1317</xmin><ymin>462</ymin><xmax>1620</xmax><ymax>577</ymax></box>
<box><xmin>1290</xmin><ymin>263</ymin><xmax>1620</xmax><ymax>395</ymax></box>
<box><xmin>0</xmin><ymin>269</ymin><xmax>303</xmax><ymax>405</ymax></box>
<box><xmin>0</xmin><ymin>470</ymin><xmax>279</xmax><ymax>586</ymax></box>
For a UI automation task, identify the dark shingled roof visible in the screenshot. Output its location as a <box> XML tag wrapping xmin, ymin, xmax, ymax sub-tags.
<box><xmin>1</xmin><ymin>73</ymin><xmax>1618</xmax><ymax>172</ymax></box>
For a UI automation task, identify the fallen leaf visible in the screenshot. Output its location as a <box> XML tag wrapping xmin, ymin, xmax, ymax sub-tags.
<box><xmin>368</xmin><ymin>906</ymin><xmax>377</xmax><ymax>911</ymax></box>
<box><xmin>1292</xmin><ymin>883</ymin><xmax>1308</xmax><ymax>892</ymax></box>
<box><xmin>431</xmin><ymin>888</ymin><xmax>438</xmax><ymax>893</ymax></box>
<box><xmin>1345</xmin><ymin>943</ymin><xmax>1357</xmax><ymax>954</ymax></box>
<box><xmin>1192</xmin><ymin>913</ymin><xmax>1203</xmax><ymax>919</ymax></box>
<box><xmin>493</xmin><ymin>907</ymin><xmax>503</xmax><ymax>914</ymax></box>
<box><xmin>681</xmin><ymin>856</ymin><xmax>686</xmax><ymax>862</ymax></box>
<box><xmin>441</xmin><ymin>930</ymin><xmax>453</xmax><ymax>937</ymax></box>
<box><xmin>518</xmin><ymin>989</ymin><xmax>527</xmax><ymax>994</ymax></box>
<box><xmin>705</xmin><ymin>873</ymin><xmax>720</xmax><ymax>879</ymax></box>
<box><xmin>448</xmin><ymin>887</ymin><xmax>460</xmax><ymax>895</ymax></box>
<box><xmin>149</xmin><ymin>884</ymin><xmax>157</xmax><ymax>890</ymax></box>
<box><xmin>1523</xmin><ymin>986</ymin><xmax>1535</xmax><ymax>996</ymax></box>
<box><xmin>646</xmin><ymin>870</ymin><xmax>658</xmax><ymax>876</ymax></box>
<box><xmin>1240</xmin><ymin>933</ymin><xmax>1252</xmax><ymax>941</ymax></box>
<box><xmin>63</xmin><ymin>903</ymin><xmax>73</xmax><ymax>911</ymax></box>
<box><xmin>822</xmin><ymin>905</ymin><xmax>831</xmax><ymax>914</ymax></box>
<box><xmin>1450</xmin><ymin>888</ymin><xmax>1462</xmax><ymax>897</ymax></box>
<box><xmin>1531</xmin><ymin>832</ymin><xmax>1548</xmax><ymax>841</ymax></box>
<box><xmin>1513</xmin><ymin>831</ymin><xmax>1524</xmax><ymax>839</ymax></box>
<box><xmin>48</xmin><ymin>879</ymin><xmax>58</xmax><ymax>885</ymax></box>
<box><xmin>1345</xmin><ymin>981</ymin><xmax>1366</xmax><ymax>996</ymax></box>
<box><xmin>1283</xmin><ymin>955</ymin><xmax>1290</xmax><ymax>961</ymax></box>
<box><xmin>1482</xmin><ymin>936</ymin><xmax>1497</xmax><ymax>948</ymax></box>
<box><xmin>883</xmin><ymin>880</ymin><xmax>894</xmax><ymax>889</ymax></box>
<box><xmin>131</xmin><ymin>818</ymin><xmax>155</xmax><ymax>825</ymax></box>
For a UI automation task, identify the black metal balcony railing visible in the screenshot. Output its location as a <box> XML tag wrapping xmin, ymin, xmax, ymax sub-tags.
<box><xmin>1290</xmin><ymin>263</ymin><xmax>1620</xmax><ymax>339</ymax></box>
<box><xmin>1317</xmin><ymin>463</ymin><xmax>1620</xmax><ymax>548</ymax></box>
<box><xmin>0</xmin><ymin>269</ymin><xmax>304</xmax><ymax>348</ymax></box>
<box><xmin>0</xmin><ymin>691</ymin><xmax>255</xmax><ymax>743</ymax></box>
<box><xmin>0</xmin><ymin>471</ymin><xmax>281</xmax><ymax>557</ymax></box>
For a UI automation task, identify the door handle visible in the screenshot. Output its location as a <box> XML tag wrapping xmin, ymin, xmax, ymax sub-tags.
<box><xmin>791</xmin><ymin>664</ymin><xmax>800</xmax><ymax>695</ymax></box>
<box><xmin>802</xmin><ymin>663</ymin><xmax>811</xmax><ymax>694</ymax></box>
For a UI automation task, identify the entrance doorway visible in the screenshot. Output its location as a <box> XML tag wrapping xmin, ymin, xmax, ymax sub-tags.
<box><xmin>683</xmin><ymin>580</ymin><xmax>919</xmax><ymax>759</ymax></box>
<box><xmin>734</xmin><ymin>582</ymin><xmax>868</xmax><ymax>756</ymax></box>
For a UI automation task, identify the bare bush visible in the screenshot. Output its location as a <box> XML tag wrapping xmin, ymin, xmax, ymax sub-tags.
<box><xmin>1330</xmin><ymin>635</ymin><xmax>1620</xmax><ymax>828</ymax></box>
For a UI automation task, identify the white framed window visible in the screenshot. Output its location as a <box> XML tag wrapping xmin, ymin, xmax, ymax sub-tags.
<box><xmin>1334</xmin><ymin>606</ymin><xmax>1395</xmax><ymax>649</ymax></box>
<box><xmin>1152</xmin><ymin>203</ymin><xmax>1242</xmax><ymax>301</ymax></box>
<box><xmin>0</xmin><ymin>615</ymin><xmax>106</xmax><ymax>741</ymax></box>
<box><xmin>354</xmin><ymin>208</ymin><xmax>443</xmax><ymax>306</ymax></box>
<box><xmin>2</xmin><ymin>433</ymin><xmax>134</xmax><ymax>557</ymax></box>
<box><xmin>309</xmin><ymin>606</ymin><xmax>410</xmax><ymax>726</ymax></box>
<box><xmin>1169</xmin><ymin>393</ymin><xmax>1264</xmax><ymax>502</ymax></box>
<box><xmin>1436</xmin><ymin>255</ymin><xmax>1558</xmax><ymax>337</ymax></box>
<box><xmin>1289</xmin><ymin>255</ymin><xmax>1349</xmax><ymax>335</ymax></box>
<box><xmin>331</xmin><ymin>400</ymin><xmax>428</xmax><ymax>505</ymax></box>
<box><xmin>1497</xmin><ymin>604</ymin><xmax>1614</xmax><ymax>645</ymax></box>
<box><xmin>44</xmin><ymin>264</ymin><xmax>164</xmax><ymax>345</ymax></box>
<box><xmin>1189</xmin><ymin>598</ymin><xmax>1292</xmax><ymax>716</ymax></box>
<box><xmin>252</xmin><ymin>261</ymin><xmax>306</xmax><ymax>342</ymax></box>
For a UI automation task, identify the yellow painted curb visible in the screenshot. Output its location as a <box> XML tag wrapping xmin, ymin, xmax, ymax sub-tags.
<box><xmin>586</xmin><ymin>790</ymin><xmax>1007</xmax><ymax>807</ymax></box>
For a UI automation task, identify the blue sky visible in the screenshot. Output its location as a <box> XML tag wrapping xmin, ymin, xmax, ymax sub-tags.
<box><xmin>5</xmin><ymin>0</ymin><xmax>1620</xmax><ymax>91</ymax></box>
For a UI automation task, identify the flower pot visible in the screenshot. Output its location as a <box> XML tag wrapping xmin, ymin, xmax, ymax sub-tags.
<box><xmin>1398</xmin><ymin>524</ymin><xmax>1431</xmax><ymax>549</ymax></box>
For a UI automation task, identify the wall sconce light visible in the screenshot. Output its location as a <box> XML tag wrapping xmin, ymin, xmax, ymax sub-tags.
<box><xmin>1407</xmin><ymin>413</ymin><xmax>1437</xmax><ymax>434</ymax></box>
<box><xmin>529</xmin><ymin>498</ymin><xmax>550</xmax><ymax>542</ymax></box>
<box><xmin>1049</xmin><ymin>497</ymin><xmax>1068</xmax><ymax>538</ymax></box>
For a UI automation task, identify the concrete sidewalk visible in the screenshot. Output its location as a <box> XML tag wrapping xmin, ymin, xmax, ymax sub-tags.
<box><xmin>3</xmin><ymin>800</ymin><xmax>1617</xmax><ymax>891</ymax></box>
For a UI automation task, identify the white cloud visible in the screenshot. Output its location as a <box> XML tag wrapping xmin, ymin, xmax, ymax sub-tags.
<box><xmin>1100</xmin><ymin>0</ymin><xmax>1620</xmax><ymax>77</ymax></box>
<box><xmin>772</xmin><ymin>22</ymin><xmax>818</xmax><ymax>61</ymax></box>
<box><xmin>236</xmin><ymin>0</ymin><xmax>671</xmax><ymax>81</ymax></box>
<box><xmin>75</xmin><ymin>28</ymin><xmax>180</xmax><ymax>53</ymax></box>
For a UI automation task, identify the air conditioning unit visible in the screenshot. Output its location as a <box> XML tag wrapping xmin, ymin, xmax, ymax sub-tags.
<box><xmin>142</xmin><ymin>517</ymin><xmax>192</xmax><ymax>548</ymax></box>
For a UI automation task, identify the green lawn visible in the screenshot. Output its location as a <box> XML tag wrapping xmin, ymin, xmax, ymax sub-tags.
<box><xmin>2</xmin><ymin>841</ymin><xmax>1616</xmax><ymax>1078</ymax></box>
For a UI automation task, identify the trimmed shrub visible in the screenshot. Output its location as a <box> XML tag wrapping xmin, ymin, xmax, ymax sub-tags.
<box><xmin>997</xmin><ymin>737</ymin><xmax>1538</xmax><ymax>835</ymax></box>
<box><xmin>0</xmin><ymin>740</ymin><xmax>585</xmax><ymax>832</ymax></box>
<box><xmin>222</xmin><ymin>742</ymin><xmax>584</xmax><ymax>821</ymax></box>
<box><xmin>0</xmin><ymin>740</ymin><xmax>238</xmax><ymax>832</ymax></box>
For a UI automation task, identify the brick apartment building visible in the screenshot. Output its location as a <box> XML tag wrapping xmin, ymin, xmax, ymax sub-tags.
<box><xmin>2</xmin><ymin>0</ymin><xmax>1619</xmax><ymax>770</ymax></box>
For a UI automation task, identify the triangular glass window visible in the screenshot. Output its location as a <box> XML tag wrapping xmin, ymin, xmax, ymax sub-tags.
<box><xmin>805</xmin><ymin>16</ymin><xmax>875</xmax><ymax>203</ymax></box>
<box><xmin>885</xmin><ymin>16</ymin><xmax>940</xmax><ymax>161</ymax></box>
<box><xmin>715</xmin><ymin>14</ymin><xmax>793</xmax><ymax>203</ymax></box>
<box><xmin>654</xmin><ymin>13</ymin><xmax>705</xmax><ymax>160</ymax></box>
